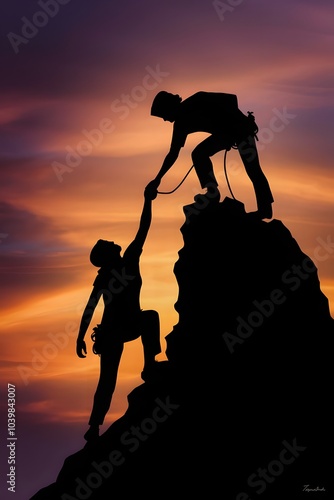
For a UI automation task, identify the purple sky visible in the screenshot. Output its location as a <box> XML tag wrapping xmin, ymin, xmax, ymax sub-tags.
<box><xmin>1</xmin><ymin>1</ymin><xmax>334</xmax><ymax>498</ymax></box>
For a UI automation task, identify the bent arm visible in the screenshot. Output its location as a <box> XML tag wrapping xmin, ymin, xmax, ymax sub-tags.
<box><xmin>76</xmin><ymin>288</ymin><xmax>100</xmax><ymax>358</ymax></box>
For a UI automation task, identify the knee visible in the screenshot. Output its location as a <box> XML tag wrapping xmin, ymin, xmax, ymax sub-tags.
<box><xmin>191</xmin><ymin>145</ymin><xmax>206</xmax><ymax>164</ymax></box>
<box><xmin>147</xmin><ymin>309</ymin><xmax>160</xmax><ymax>323</ymax></box>
<box><xmin>143</xmin><ymin>309</ymin><xmax>159</xmax><ymax>318</ymax></box>
<box><xmin>151</xmin><ymin>309</ymin><xmax>159</xmax><ymax>320</ymax></box>
<box><xmin>141</xmin><ymin>309</ymin><xmax>160</xmax><ymax>329</ymax></box>
<box><xmin>238</xmin><ymin>136</ymin><xmax>258</xmax><ymax>162</ymax></box>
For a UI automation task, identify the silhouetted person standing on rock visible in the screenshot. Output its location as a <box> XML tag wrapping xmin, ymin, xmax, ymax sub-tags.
<box><xmin>146</xmin><ymin>90</ymin><xmax>274</xmax><ymax>219</ymax></box>
<box><xmin>76</xmin><ymin>185</ymin><xmax>161</xmax><ymax>442</ymax></box>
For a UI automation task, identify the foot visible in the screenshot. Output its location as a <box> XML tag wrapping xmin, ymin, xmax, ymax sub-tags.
<box><xmin>194</xmin><ymin>187</ymin><xmax>220</xmax><ymax>206</ymax></box>
<box><xmin>248</xmin><ymin>204</ymin><xmax>273</xmax><ymax>221</ymax></box>
<box><xmin>258</xmin><ymin>203</ymin><xmax>273</xmax><ymax>220</ymax></box>
<box><xmin>84</xmin><ymin>425</ymin><xmax>99</xmax><ymax>442</ymax></box>
<box><xmin>141</xmin><ymin>361</ymin><xmax>159</xmax><ymax>381</ymax></box>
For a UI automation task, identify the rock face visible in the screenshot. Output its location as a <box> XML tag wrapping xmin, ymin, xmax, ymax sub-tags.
<box><xmin>31</xmin><ymin>198</ymin><xmax>333</xmax><ymax>500</ymax></box>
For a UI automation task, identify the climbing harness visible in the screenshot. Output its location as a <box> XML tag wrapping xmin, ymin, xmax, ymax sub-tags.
<box><xmin>246</xmin><ymin>111</ymin><xmax>259</xmax><ymax>141</ymax></box>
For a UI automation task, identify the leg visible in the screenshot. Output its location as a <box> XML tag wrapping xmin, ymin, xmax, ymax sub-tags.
<box><xmin>139</xmin><ymin>310</ymin><xmax>161</xmax><ymax>377</ymax></box>
<box><xmin>237</xmin><ymin>135</ymin><xmax>274</xmax><ymax>219</ymax></box>
<box><xmin>86</xmin><ymin>340</ymin><xmax>124</xmax><ymax>438</ymax></box>
<box><xmin>191</xmin><ymin>135</ymin><xmax>231</xmax><ymax>191</ymax></box>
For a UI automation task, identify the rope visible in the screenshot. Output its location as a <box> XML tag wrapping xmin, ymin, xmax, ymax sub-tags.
<box><xmin>158</xmin><ymin>112</ymin><xmax>258</xmax><ymax>197</ymax></box>
<box><xmin>224</xmin><ymin>148</ymin><xmax>236</xmax><ymax>200</ymax></box>
<box><xmin>157</xmin><ymin>149</ymin><xmax>237</xmax><ymax>199</ymax></box>
<box><xmin>157</xmin><ymin>164</ymin><xmax>194</xmax><ymax>194</ymax></box>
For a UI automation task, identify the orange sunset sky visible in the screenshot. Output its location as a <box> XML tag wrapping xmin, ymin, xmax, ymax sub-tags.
<box><xmin>1</xmin><ymin>1</ymin><xmax>334</xmax><ymax>498</ymax></box>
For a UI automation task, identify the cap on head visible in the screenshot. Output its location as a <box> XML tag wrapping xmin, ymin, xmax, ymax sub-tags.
<box><xmin>90</xmin><ymin>240</ymin><xmax>120</xmax><ymax>268</ymax></box>
<box><xmin>150</xmin><ymin>91</ymin><xmax>182</xmax><ymax>118</ymax></box>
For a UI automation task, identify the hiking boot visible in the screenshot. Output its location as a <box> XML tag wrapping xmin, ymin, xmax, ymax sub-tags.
<box><xmin>141</xmin><ymin>361</ymin><xmax>159</xmax><ymax>382</ymax></box>
<box><xmin>258</xmin><ymin>203</ymin><xmax>273</xmax><ymax>220</ymax></box>
<box><xmin>84</xmin><ymin>425</ymin><xmax>99</xmax><ymax>442</ymax></box>
<box><xmin>248</xmin><ymin>204</ymin><xmax>273</xmax><ymax>221</ymax></box>
<box><xmin>193</xmin><ymin>188</ymin><xmax>220</xmax><ymax>207</ymax></box>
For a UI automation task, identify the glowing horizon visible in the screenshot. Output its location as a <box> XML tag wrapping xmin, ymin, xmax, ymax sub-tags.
<box><xmin>1</xmin><ymin>1</ymin><xmax>334</xmax><ymax>498</ymax></box>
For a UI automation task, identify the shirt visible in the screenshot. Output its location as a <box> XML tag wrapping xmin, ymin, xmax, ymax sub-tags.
<box><xmin>170</xmin><ymin>91</ymin><xmax>245</xmax><ymax>150</ymax></box>
<box><xmin>93</xmin><ymin>239</ymin><xmax>143</xmax><ymax>334</ymax></box>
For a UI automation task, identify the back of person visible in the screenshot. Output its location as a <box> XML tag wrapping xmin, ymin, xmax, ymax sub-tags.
<box><xmin>97</xmin><ymin>243</ymin><xmax>142</xmax><ymax>334</ymax></box>
<box><xmin>178</xmin><ymin>91</ymin><xmax>238</xmax><ymax>131</ymax></box>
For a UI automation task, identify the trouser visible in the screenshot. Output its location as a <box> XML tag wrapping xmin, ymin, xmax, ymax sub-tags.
<box><xmin>237</xmin><ymin>135</ymin><xmax>274</xmax><ymax>211</ymax></box>
<box><xmin>191</xmin><ymin>134</ymin><xmax>274</xmax><ymax>211</ymax></box>
<box><xmin>88</xmin><ymin>310</ymin><xmax>161</xmax><ymax>426</ymax></box>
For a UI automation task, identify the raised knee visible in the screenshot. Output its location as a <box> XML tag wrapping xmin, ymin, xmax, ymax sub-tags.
<box><xmin>191</xmin><ymin>147</ymin><xmax>202</xmax><ymax>164</ymax></box>
<box><xmin>149</xmin><ymin>310</ymin><xmax>160</xmax><ymax>322</ymax></box>
<box><xmin>142</xmin><ymin>309</ymin><xmax>159</xmax><ymax>321</ymax></box>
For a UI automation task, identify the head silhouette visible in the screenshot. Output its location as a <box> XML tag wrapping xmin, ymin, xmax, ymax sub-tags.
<box><xmin>90</xmin><ymin>240</ymin><xmax>121</xmax><ymax>268</ymax></box>
<box><xmin>151</xmin><ymin>91</ymin><xmax>182</xmax><ymax>122</ymax></box>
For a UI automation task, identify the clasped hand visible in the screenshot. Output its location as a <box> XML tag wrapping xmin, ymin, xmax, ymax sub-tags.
<box><xmin>76</xmin><ymin>338</ymin><xmax>87</xmax><ymax>358</ymax></box>
<box><xmin>145</xmin><ymin>179</ymin><xmax>160</xmax><ymax>200</ymax></box>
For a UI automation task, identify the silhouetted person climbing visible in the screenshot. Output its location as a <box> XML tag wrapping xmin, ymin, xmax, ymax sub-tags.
<box><xmin>146</xmin><ymin>90</ymin><xmax>274</xmax><ymax>219</ymax></box>
<box><xmin>76</xmin><ymin>185</ymin><xmax>161</xmax><ymax>442</ymax></box>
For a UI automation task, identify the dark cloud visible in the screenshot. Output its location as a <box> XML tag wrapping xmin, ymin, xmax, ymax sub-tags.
<box><xmin>0</xmin><ymin>201</ymin><xmax>62</xmax><ymax>249</ymax></box>
<box><xmin>0</xmin><ymin>202</ymin><xmax>84</xmax><ymax>310</ymax></box>
<box><xmin>1</xmin><ymin>0</ymin><xmax>333</xmax><ymax>129</ymax></box>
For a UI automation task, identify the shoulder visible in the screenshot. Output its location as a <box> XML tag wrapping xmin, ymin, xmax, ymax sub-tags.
<box><xmin>178</xmin><ymin>92</ymin><xmax>210</xmax><ymax>115</ymax></box>
<box><xmin>186</xmin><ymin>91</ymin><xmax>206</xmax><ymax>100</ymax></box>
<box><xmin>124</xmin><ymin>240</ymin><xmax>142</xmax><ymax>261</ymax></box>
<box><xmin>180</xmin><ymin>92</ymin><xmax>204</xmax><ymax>107</ymax></box>
<box><xmin>93</xmin><ymin>269</ymin><xmax>110</xmax><ymax>288</ymax></box>
<box><xmin>186</xmin><ymin>91</ymin><xmax>238</xmax><ymax>106</ymax></box>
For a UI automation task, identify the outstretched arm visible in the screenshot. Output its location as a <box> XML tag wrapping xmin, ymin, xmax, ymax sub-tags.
<box><xmin>155</xmin><ymin>148</ymin><xmax>180</xmax><ymax>183</ymax></box>
<box><xmin>131</xmin><ymin>184</ymin><xmax>157</xmax><ymax>249</ymax></box>
<box><xmin>147</xmin><ymin>147</ymin><xmax>180</xmax><ymax>191</ymax></box>
<box><xmin>76</xmin><ymin>288</ymin><xmax>100</xmax><ymax>358</ymax></box>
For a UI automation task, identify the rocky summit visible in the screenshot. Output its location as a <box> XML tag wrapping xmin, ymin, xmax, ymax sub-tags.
<box><xmin>31</xmin><ymin>197</ymin><xmax>333</xmax><ymax>500</ymax></box>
